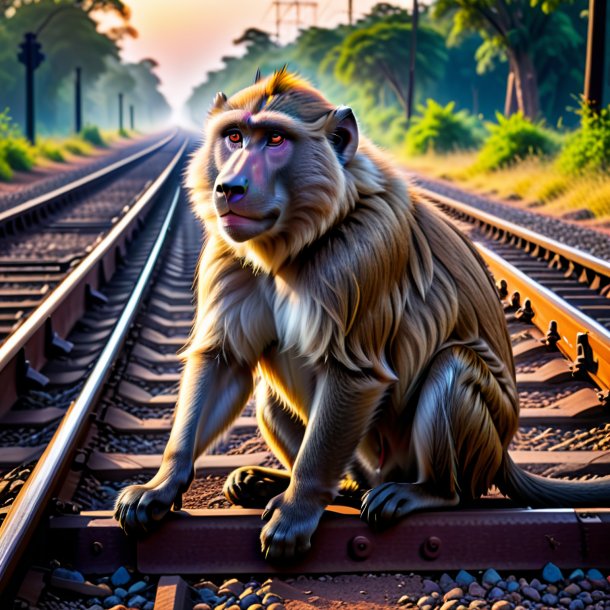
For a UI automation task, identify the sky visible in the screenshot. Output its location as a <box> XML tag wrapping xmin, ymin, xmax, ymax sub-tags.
<box><xmin>98</xmin><ymin>0</ymin><xmax>385</xmax><ymax>114</ymax></box>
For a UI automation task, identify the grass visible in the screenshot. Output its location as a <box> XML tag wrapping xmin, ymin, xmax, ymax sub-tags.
<box><xmin>401</xmin><ymin>150</ymin><xmax>610</xmax><ymax>220</ymax></box>
<box><xmin>0</xmin><ymin>108</ymin><xmax>133</xmax><ymax>181</ymax></box>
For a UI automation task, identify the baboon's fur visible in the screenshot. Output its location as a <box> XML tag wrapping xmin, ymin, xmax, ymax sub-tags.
<box><xmin>115</xmin><ymin>70</ymin><xmax>610</xmax><ymax>558</ymax></box>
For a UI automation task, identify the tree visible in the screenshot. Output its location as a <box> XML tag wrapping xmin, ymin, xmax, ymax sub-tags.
<box><xmin>433</xmin><ymin>0</ymin><xmax>579</xmax><ymax>119</ymax></box>
<box><xmin>333</xmin><ymin>21</ymin><xmax>447</xmax><ymax>113</ymax></box>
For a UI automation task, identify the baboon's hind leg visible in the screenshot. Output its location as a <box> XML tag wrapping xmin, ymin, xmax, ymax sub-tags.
<box><xmin>224</xmin><ymin>385</ymin><xmax>302</xmax><ymax>508</ymax></box>
<box><xmin>225</xmin><ymin>384</ymin><xmax>366</xmax><ymax>508</ymax></box>
<box><xmin>362</xmin><ymin>345</ymin><xmax>508</xmax><ymax>529</ymax></box>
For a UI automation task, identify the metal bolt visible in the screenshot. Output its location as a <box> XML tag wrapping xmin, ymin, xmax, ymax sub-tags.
<box><xmin>91</xmin><ymin>541</ymin><xmax>104</xmax><ymax>556</ymax></box>
<box><xmin>497</xmin><ymin>279</ymin><xmax>508</xmax><ymax>300</ymax></box>
<box><xmin>421</xmin><ymin>536</ymin><xmax>442</xmax><ymax>560</ymax></box>
<box><xmin>349</xmin><ymin>535</ymin><xmax>373</xmax><ymax>560</ymax></box>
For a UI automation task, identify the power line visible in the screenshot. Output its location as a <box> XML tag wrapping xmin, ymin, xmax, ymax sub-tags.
<box><xmin>270</xmin><ymin>1</ymin><xmax>318</xmax><ymax>42</ymax></box>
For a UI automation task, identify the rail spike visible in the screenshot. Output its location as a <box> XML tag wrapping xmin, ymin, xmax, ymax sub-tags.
<box><xmin>570</xmin><ymin>332</ymin><xmax>599</xmax><ymax>379</ymax></box>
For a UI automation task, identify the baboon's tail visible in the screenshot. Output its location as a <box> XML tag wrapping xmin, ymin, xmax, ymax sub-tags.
<box><xmin>496</xmin><ymin>452</ymin><xmax>610</xmax><ymax>507</ymax></box>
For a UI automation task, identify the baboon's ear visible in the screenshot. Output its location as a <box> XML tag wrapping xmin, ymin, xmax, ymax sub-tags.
<box><xmin>210</xmin><ymin>91</ymin><xmax>229</xmax><ymax>114</ymax></box>
<box><xmin>328</xmin><ymin>106</ymin><xmax>359</xmax><ymax>166</ymax></box>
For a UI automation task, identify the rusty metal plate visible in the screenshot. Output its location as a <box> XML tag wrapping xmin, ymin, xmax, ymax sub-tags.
<box><xmin>48</xmin><ymin>507</ymin><xmax>610</xmax><ymax>575</ymax></box>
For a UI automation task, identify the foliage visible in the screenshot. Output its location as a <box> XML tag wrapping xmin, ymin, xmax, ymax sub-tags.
<box><xmin>474</xmin><ymin>112</ymin><xmax>559</xmax><ymax>171</ymax></box>
<box><xmin>36</xmin><ymin>140</ymin><xmax>66</xmax><ymax>162</ymax></box>
<box><xmin>63</xmin><ymin>137</ymin><xmax>92</xmax><ymax>155</ymax></box>
<box><xmin>334</xmin><ymin>21</ymin><xmax>447</xmax><ymax>112</ymax></box>
<box><xmin>0</xmin><ymin>109</ymin><xmax>35</xmax><ymax>172</ymax></box>
<box><xmin>406</xmin><ymin>100</ymin><xmax>483</xmax><ymax>155</ymax></box>
<box><xmin>556</xmin><ymin>100</ymin><xmax>610</xmax><ymax>175</ymax></box>
<box><xmin>0</xmin><ymin>1</ymin><xmax>168</xmax><ymax>135</ymax></box>
<box><xmin>81</xmin><ymin>124</ymin><xmax>105</xmax><ymax>146</ymax></box>
<box><xmin>432</xmin><ymin>0</ymin><xmax>581</xmax><ymax>118</ymax></box>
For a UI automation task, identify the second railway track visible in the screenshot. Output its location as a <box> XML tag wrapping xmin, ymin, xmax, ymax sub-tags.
<box><xmin>0</xmin><ymin>162</ymin><xmax>609</xmax><ymax>608</ymax></box>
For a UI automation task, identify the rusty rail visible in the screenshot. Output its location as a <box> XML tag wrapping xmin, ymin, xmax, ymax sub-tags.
<box><xmin>0</xmin><ymin>140</ymin><xmax>186</xmax><ymax>413</ymax></box>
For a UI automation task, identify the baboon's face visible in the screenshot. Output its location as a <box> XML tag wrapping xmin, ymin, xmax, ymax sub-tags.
<box><xmin>211</xmin><ymin>111</ymin><xmax>296</xmax><ymax>243</ymax></box>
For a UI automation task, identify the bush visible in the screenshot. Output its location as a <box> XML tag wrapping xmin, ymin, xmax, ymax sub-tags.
<box><xmin>474</xmin><ymin>112</ymin><xmax>559</xmax><ymax>172</ymax></box>
<box><xmin>406</xmin><ymin>100</ymin><xmax>483</xmax><ymax>155</ymax></box>
<box><xmin>37</xmin><ymin>141</ymin><xmax>66</xmax><ymax>163</ymax></box>
<box><xmin>556</xmin><ymin>100</ymin><xmax>610</xmax><ymax>175</ymax></box>
<box><xmin>3</xmin><ymin>138</ymin><xmax>35</xmax><ymax>171</ymax></box>
<box><xmin>63</xmin><ymin>137</ymin><xmax>92</xmax><ymax>156</ymax></box>
<box><xmin>0</xmin><ymin>109</ymin><xmax>36</xmax><ymax>172</ymax></box>
<box><xmin>81</xmin><ymin>124</ymin><xmax>106</xmax><ymax>147</ymax></box>
<box><xmin>0</xmin><ymin>155</ymin><xmax>12</xmax><ymax>181</ymax></box>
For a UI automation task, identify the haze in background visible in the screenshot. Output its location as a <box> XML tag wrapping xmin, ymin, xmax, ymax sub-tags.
<box><xmin>99</xmin><ymin>0</ymin><xmax>383</xmax><ymax>116</ymax></box>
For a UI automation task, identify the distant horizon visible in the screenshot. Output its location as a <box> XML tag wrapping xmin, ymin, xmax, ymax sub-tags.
<box><xmin>97</xmin><ymin>0</ymin><xmax>391</xmax><ymax>117</ymax></box>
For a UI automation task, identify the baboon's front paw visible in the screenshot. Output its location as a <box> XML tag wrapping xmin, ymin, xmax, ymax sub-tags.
<box><xmin>114</xmin><ymin>470</ymin><xmax>193</xmax><ymax>535</ymax></box>
<box><xmin>260</xmin><ymin>493</ymin><xmax>324</xmax><ymax>560</ymax></box>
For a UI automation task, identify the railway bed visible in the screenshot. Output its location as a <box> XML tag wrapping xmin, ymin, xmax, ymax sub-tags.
<box><xmin>0</xmin><ymin>164</ymin><xmax>609</xmax><ymax>608</ymax></box>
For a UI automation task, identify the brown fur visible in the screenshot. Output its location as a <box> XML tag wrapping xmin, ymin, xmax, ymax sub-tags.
<box><xmin>115</xmin><ymin>71</ymin><xmax>610</xmax><ymax>559</ymax></box>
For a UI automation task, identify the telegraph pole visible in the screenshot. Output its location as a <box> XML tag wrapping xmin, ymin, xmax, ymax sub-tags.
<box><xmin>129</xmin><ymin>104</ymin><xmax>135</xmax><ymax>131</ymax></box>
<box><xmin>74</xmin><ymin>67</ymin><xmax>82</xmax><ymax>133</ymax></box>
<box><xmin>348</xmin><ymin>0</ymin><xmax>353</xmax><ymax>25</ymax></box>
<box><xmin>406</xmin><ymin>0</ymin><xmax>418</xmax><ymax>123</ymax></box>
<box><xmin>17</xmin><ymin>32</ymin><xmax>45</xmax><ymax>144</ymax></box>
<box><xmin>271</xmin><ymin>1</ymin><xmax>317</xmax><ymax>42</ymax></box>
<box><xmin>584</xmin><ymin>0</ymin><xmax>609</xmax><ymax>110</ymax></box>
<box><xmin>118</xmin><ymin>93</ymin><xmax>124</xmax><ymax>133</ymax></box>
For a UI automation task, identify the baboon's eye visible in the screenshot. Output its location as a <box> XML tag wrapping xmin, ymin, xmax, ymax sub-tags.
<box><xmin>225</xmin><ymin>129</ymin><xmax>243</xmax><ymax>149</ymax></box>
<box><xmin>267</xmin><ymin>132</ymin><xmax>285</xmax><ymax>147</ymax></box>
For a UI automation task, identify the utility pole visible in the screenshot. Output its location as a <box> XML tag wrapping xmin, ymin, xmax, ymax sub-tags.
<box><xmin>17</xmin><ymin>32</ymin><xmax>45</xmax><ymax>145</ymax></box>
<box><xmin>129</xmin><ymin>104</ymin><xmax>135</xmax><ymax>131</ymax></box>
<box><xmin>118</xmin><ymin>93</ymin><xmax>124</xmax><ymax>133</ymax></box>
<box><xmin>348</xmin><ymin>0</ymin><xmax>353</xmax><ymax>25</ymax></box>
<box><xmin>406</xmin><ymin>0</ymin><xmax>418</xmax><ymax>123</ymax></box>
<box><xmin>584</xmin><ymin>0</ymin><xmax>609</xmax><ymax>111</ymax></box>
<box><xmin>74</xmin><ymin>66</ymin><xmax>82</xmax><ymax>133</ymax></box>
<box><xmin>271</xmin><ymin>1</ymin><xmax>317</xmax><ymax>42</ymax></box>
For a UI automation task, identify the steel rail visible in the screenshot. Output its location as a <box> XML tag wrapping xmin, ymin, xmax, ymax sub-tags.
<box><xmin>412</xmin><ymin>184</ymin><xmax>610</xmax><ymax>286</ymax></box>
<box><xmin>0</xmin><ymin>130</ymin><xmax>177</xmax><ymax>228</ymax></box>
<box><xmin>476</xmin><ymin>242</ymin><xmax>610</xmax><ymax>391</ymax></box>
<box><xmin>0</xmin><ymin>140</ymin><xmax>187</xmax><ymax>412</ymax></box>
<box><xmin>0</xmin><ymin>185</ymin><xmax>182</xmax><ymax>592</ymax></box>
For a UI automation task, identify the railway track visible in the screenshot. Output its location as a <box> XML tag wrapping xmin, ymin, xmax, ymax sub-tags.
<box><xmin>0</xmin><ymin>164</ymin><xmax>608</xmax><ymax>608</ymax></box>
<box><xmin>0</xmin><ymin>130</ymin><xmax>182</xmax><ymax>412</ymax></box>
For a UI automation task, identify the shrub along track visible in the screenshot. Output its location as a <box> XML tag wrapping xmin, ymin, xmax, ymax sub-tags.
<box><xmin>0</xmin><ymin>176</ymin><xmax>609</xmax><ymax>609</ymax></box>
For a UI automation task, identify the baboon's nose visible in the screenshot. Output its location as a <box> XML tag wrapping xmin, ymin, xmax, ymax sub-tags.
<box><xmin>216</xmin><ymin>177</ymin><xmax>248</xmax><ymax>204</ymax></box>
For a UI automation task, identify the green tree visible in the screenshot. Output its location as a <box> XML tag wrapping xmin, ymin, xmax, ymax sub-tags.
<box><xmin>433</xmin><ymin>0</ymin><xmax>580</xmax><ymax>119</ymax></box>
<box><xmin>333</xmin><ymin>21</ymin><xmax>447</xmax><ymax>113</ymax></box>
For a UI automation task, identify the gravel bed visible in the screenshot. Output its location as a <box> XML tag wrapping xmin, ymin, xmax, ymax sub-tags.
<box><xmin>182</xmin><ymin>474</ymin><xmax>232</xmax><ymax>509</ymax></box>
<box><xmin>0</xmin><ymin>146</ymin><xmax>179</xmax><ymax>261</ymax></box>
<box><xmin>409</xmin><ymin>172</ymin><xmax>610</xmax><ymax>260</ymax></box>
<box><xmin>26</xmin><ymin>561</ymin><xmax>610</xmax><ymax>610</ymax></box>
<box><xmin>0</xmin><ymin>425</ymin><xmax>56</xmax><ymax>447</ymax></box>
<box><xmin>106</xmin><ymin>398</ymin><xmax>175</xmax><ymax>420</ymax></box>
<box><xmin>0</xmin><ymin>132</ymin><xmax>170</xmax><ymax>213</ymax></box>
<box><xmin>73</xmin><ymin>473</ymin><xmax>150</xmax><ymax>511</ymax></box>
<box><xmin>518</xmin><ymin>381</ymin><xmax>591</xmax><ymax>409</ymax></box>
<box><xmin>511</xmin><ymin>424</ymin><xmax>610</xmax><ymax>451</ymax></box>
<box><xmin>96</xmin><ymin>431</ymin><xmax>170</xmax><ymax>454</ymax></box>
<box><xmin>122</xmin><ymin>375</ymin><xmax>180</xmax><ymax>396</ymax></box>
<box><xmin>513</xmin><ymin>352</ymin><xmax>562</xmax><ymax>375</ymax></box>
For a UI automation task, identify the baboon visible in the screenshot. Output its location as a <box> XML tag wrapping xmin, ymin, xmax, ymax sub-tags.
<box><xmin>115</xmin><ymin>69</ymin><xmax>610</xmax><ymax>559</ymax></box>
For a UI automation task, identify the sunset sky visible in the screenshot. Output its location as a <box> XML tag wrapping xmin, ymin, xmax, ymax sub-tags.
<box><xmin>100</xmin><ymin>0</ymin><xmax>384</xmax><ymax>114</ymax></box>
